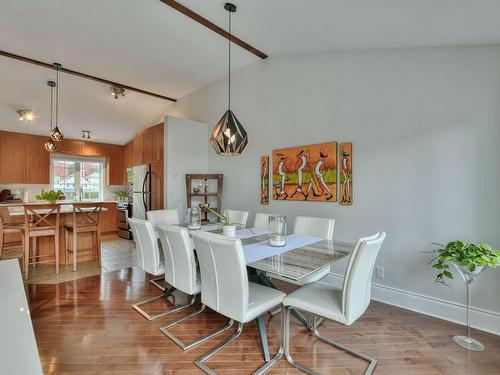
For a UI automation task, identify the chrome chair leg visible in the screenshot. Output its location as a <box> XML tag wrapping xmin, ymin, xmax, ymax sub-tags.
<box><xmin>283</xmin><ymin>306</ymin><xmax>377</xmax><ymax>375</ymax></box>
<box><xmin>195</xmin><ymin>322</ymin><xmax>244</xmax><ymax>375</ymax></box>
<box><xmin>132</xmin><ymin>293</ymin><xmax>196</xmax><ymax>321</ymax></box>
<box><xmin>149</xmin><ymin>276</ymin><xmax>165</xmax><ymax>291</ymax></box>
<box><xmin>160</xmin><ymin>304</ymin><xmax>235</xmax><ymax>351</ymax></box>
<box><xmin>195</xmin><ymin>307</ymin><xmax>285</xmax><ymax>375</ymax></box>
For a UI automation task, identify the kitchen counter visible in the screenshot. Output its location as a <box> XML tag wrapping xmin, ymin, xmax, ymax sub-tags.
<box><xmin>0</xmin><ymin>200</ymin><xmax>118</xmax><ymax>207</ymax></box>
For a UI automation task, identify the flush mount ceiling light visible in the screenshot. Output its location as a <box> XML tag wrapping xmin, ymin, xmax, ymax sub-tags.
<box><xmin>17</xmin><ymin>109</ymin><xmax>35</xmax><ymax>122</ymax></box>
<box><xmin>209</xmin><ymin>2</ymin><xmax>248</xmax><ymax>156</ymax></box>
<box><xmin>44</xmin><ymin>80</ymin><xmax>57</xmax><ymax>152</ymax></box>
<box><xmin>111</xmin><ymin>85</ymin><xmax>125</xmax><ymax>99</ymax></box>
<box><xmin>81</xmin><ymin>130</ymin><xmax>91</xmax><ymax>139</ymax></box>
<box><xmin>49</xmin><ymin>63</ymin><xmax>64</xmax><ymax>142</ymax></box>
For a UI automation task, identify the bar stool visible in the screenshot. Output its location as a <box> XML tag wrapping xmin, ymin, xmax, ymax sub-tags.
<box><xmin>21</xmin><ymin>204</ymin><xmax>61</xmax><ymax>281</ymax></box>
<box><xmin>0</xmin><ymin>216</ymin><xmax>24</xmax><ymax>262</ymax></box>
<box><xmin>64</xmin><ymin>203</ymin><xmax>102</xmax><ymax>272</ymax></box>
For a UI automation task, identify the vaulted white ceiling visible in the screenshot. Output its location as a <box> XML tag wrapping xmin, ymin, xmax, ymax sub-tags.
<box><xmin>1</xmin><ymin>0</ymin><xmax>500</xmax><ymax>144</ymax></box>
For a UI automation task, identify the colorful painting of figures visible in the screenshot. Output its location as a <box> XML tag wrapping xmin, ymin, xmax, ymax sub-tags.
<box><xmin>339</xmin><ymin>143</ymin><xmax>352</xmax><ymax>205</ymax></box>
<box><xmin>260</xmin><ymin>156</ymin><xmax>269</xmax><ymax>205</ymax></box>
<box><xmin>272</xmin><ymin>142</ymin><xmax>337</xmax><ymax>202</ymax></box>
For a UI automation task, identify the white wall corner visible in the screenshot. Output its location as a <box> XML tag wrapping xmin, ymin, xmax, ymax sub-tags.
<box><xmin>321</xmin><ymin>273</ymin><xmax>500</xmax><ymax>336</ymax></box>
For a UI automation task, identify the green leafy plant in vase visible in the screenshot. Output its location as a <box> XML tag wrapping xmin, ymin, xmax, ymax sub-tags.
<box><xmin>429</xmin><ymin>240</ymin><xmax>500</xmax><ymax>352</ymax></box>
<box><xmin>199</xmin><ymin>203</ymin><xmax>243</xmax><ymax>237</ymax></box>
<box><xmin>113</xmin><ymin>189</ymin><xmax>131</xmax><ymax>203</ymax></box>
<box><xmin>36</xmin><ymin>189</ymin><xmax>63</xmax><ymax>204</ymax></box>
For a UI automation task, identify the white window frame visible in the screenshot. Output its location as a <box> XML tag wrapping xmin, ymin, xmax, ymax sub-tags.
<box><xmin>50</xmin><ymin>155</ymin><xmax>105</xmax><ymax>201</ymax></box>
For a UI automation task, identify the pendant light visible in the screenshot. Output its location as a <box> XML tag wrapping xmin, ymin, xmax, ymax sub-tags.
<box><xmin>49</xmin><ymin>63</ymin><xmax>64</xmax><ymax>142</ymax></box>
<box><xmin>44</xmin><ymin>80</ymin><xmax>57</xmax><ymax>152</ymax></box>
<box><xmin>209</xmin><ymin>3</ymin><xmax>248</xmax><ymax>156</ymax></box>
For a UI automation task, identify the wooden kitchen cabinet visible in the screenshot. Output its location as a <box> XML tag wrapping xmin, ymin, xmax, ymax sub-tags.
<box><xmin>152</xmin><ymin>125</ymin><xmax>164</xmax><ymax>163</ymax></box>
<box><xmin>25</xmin><ymin>136</ymin><xmax>50</xmax><ymax>184</ymax></box>
<box><xmin>81</xmin><ymin>141</ymin><xmax>106</xmax><ymax>156</ymax></box>
<box><xmin>100</xmin><ymin>203</ymin><xmax>118</xmax><ymax>234</ymax></box>
<box><xmin>107</xmin><ymin>144</ymin><xmax>125</xmax><ymax>185</ymax></box>
<box><xmin>58</xmin><ymin>139</ymin><xmax>82</xmax><ymax>154</ymax></box>
<box><xmin>0</xmin><ymin>132</ymin><xmax>26</xmax><ymax>183</ymax></box>
<box><xmin>150</xmin><ymin>161</ymin><xmax>164</xmax><ymax>210</ymax></box>
<box><xmin>142</xmin><ymin>131</ymin><xmax>153</xmax><ymax>164</ymax></box>
<box><xmin>123</xmin><ymin>142</ymin><xmax>134</xmax><ymax>169</ymax></box>
<box><xmin>133</xmin><ymin>134</ymin><xmax>143</xmax><ymax>166</ymax></box>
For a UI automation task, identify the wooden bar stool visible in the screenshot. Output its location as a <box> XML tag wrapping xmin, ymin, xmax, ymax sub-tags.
<box><xmin>21</xmin><ymin>204</ymin><xmax>61</xmax><ymax>281</ymax></box>
<box><xmin>64</xmin><ymin>203</ymin><xmax>102</xmax><ymax>272</ymax></box>
<box><xmin>0</xmin><ymin>216</ymin><xmax>24</xmax><ymax>262</ymax></box>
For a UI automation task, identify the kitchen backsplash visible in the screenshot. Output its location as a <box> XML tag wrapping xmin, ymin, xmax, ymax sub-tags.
<box><xmin>0</xmin><ymin>184</ymin><xmax>128</xmax><ymax>202</ymax></box>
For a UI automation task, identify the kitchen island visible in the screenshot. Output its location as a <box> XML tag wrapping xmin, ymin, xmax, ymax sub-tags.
<box><xmin>1</xmin><ymin>201</ymin><xmax>118</xmax><ymax>268</ymax></box>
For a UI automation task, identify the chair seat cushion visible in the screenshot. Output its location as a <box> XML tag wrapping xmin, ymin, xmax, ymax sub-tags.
<box><xmin>267</xmin><ymin>266</ymin><xmax>330</xmax><ymax>286</ymax></box>
<box><xmin>245</xmin><ymin>282</ymin><xmax>286</xmax><ymax>323</ymax></box>
<box><xmin>283</xmin><ymin>281</ymin><xmax>347</xmax><ymax>325</ymax></box>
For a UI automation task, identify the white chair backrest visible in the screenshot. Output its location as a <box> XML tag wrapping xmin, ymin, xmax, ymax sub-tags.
<box><xmin>224</xmin><ymin>209</ymin><xmax>249</xmax><ymax>227</ymax></box>
<box><xmin>191</xmin><ymin>231</ymin><xmax>249</xmax><ymax>323</ymax></box>
<box><xmin>294</xmin><ymin>216</ymin><xmax>334</xmax><ymax>240</ymax></box>
<box><xmin>128</xmin><ymin>218</ymin><xmax>162</xmax><ymax>275</ymax></box>
<box><xmin>342</xmin><ymin>232</ymin><xmax>386</xmax><ymax>325</ymax></box>
<box><xmin>147</xmin><ymin>209</ymin><xmax>180</xmax><ymax>226</ymax></box>
<box><xmin>128</xmin><ymin>218</ymin><xmax>144</xmax><ymax>269</ymax></box>
<box><xmin>156</xmin><ymin>225</ymin><xmax>198</xmax><ymax>295</ymax></box>
<box><xmin>253</xmin><ymin>213</ymin><xmax>280</xmax><ymax>230</ymax></box>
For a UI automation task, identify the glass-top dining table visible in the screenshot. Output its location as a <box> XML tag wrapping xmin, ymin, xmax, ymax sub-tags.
<box><xmin>175</xmin><ymin>224</ymin><xmax>356</xmax><ymax>363</ymax></box>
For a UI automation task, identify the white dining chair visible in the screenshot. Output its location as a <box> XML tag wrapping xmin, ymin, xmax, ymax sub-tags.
<box><xmin>128</xmin><ymin>218</ymin><xmax>195</xmax><ymax>321</ymax></box>
<box><xmin>267</xmin><ymin>216</ymin><xmax>335</xmax><ymax>286</ymax></box>
<box><xmin>281</xmin><ymin>232</ymin><xmax>386</xmax><ymax>375</ymax></box>
<box><xmin>146</xmin><ymin>209</ymin><xmax>180</xmax><ymax>226</ymax></box>
<box><xmin>253</xmin><ymin>212</ymin><xmax>279</xmax><ymax>230</ymax></box>
<box><xmin>156</xmin><ymin>225</ymin><xmax>234</xmax><ymax>351</ymax></box>
<box><xmin>223</xmin><ymin>209</ymin><xmax>249</xmax><ymax>227</ymax></box>
<box><xmin>191</xmin><ymin>231</ymin><xmax>286</xmax><ymax>374</ymax></box>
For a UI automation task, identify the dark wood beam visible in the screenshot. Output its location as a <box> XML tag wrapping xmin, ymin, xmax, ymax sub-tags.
<box><xmin>0</xmin><ymin>50</ymin><xmax>177</xmax><ymax>102</ymax></box>
<box><xmin>159</xmin><ymin>0</ymin><xmax>268</xmax><ymax>60</ymax></box>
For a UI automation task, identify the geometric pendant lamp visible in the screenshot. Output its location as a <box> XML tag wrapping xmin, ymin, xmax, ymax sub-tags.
<box><xmin>209</xmin><ymin>3</ymin><xmax>248</xmax><ymax>156</ymax></box>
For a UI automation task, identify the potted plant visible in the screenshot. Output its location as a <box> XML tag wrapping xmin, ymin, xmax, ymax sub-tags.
<box><xmin>35</xmin><ymin>189</ymin><xmax>64</xmax><ymax>204</ymax></box>
<box><xmin>429</xmin><ymin>240</ymin><xmax>500</xmax><ymax>351</ymax></box>
<box><xmin>113</xmin><ymin>189</ymin><xmax>131</xmax><ymax>203</ymax></box>
<box><xmin>199</xmin><ymin>203</ymin><xmax>243</xmax><ymax>237</ymax></box>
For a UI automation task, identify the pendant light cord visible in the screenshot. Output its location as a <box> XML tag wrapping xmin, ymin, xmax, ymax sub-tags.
<box><xmin>228</xmin><ymin>9</ymin><xmax>231</xmax><ymax>111</ymax></box>
<box><xmin>55</xmin><ymin>65</ymin><xmax>59</xmax><ymax>127</ymax></box>
<box><xmin>49</xmin><ymin>85</ymin><xmax>53</xmax><ymax>131</ymax></box>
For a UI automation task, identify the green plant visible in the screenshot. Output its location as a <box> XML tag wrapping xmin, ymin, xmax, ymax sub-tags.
<box><xmin>113</xmin><ymin>189</ymin><xmax>131</xmax><ymax>201</ymax></box>
<box><xmin>430</xmin><ymin>240</ymin><xmax>500</xmax><ymax>284</ymax></box>
<box><xmin>36</xmin><ymin>189</ymin><xmax>63</xmax><ymax>203</ymax></box>
<box><xmin>199</xmin><ymin>204</ymin><xmax>243</xmax><ymax>227</ymax></box>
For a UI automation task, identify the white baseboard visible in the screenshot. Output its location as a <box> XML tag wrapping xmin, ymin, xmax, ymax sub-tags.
<box><xmin>321</xmin><ymin>273</ymin><xmax>500</xmax><ymax>336</ymax></box>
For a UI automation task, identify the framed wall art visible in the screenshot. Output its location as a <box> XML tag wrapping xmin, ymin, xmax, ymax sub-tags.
<box><xmin>260</xmin><ymin>156</ymin><xmax>269</xmax><ymax>205</ymax></box>
<box><xmin>339</xmin><ymin>142</ymin><xmax>352</xmax><ymax>205</ymax></box>
<box><xmin>272</xmin><ymin>142</ymin><xmax>337</xmax><ymax>202</ymax></box>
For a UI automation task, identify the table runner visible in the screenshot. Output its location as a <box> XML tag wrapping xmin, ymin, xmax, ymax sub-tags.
<box><xmin>243</xmin><ymin>234</ymin><xmax>321</xmax><ymax>263</ymax></box>
<box><xmin>235</xmin><ymin>227</ymin><xmax>267</xmax><ymax>239</ymax></box>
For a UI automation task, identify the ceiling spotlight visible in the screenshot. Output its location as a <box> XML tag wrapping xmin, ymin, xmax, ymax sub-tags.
<box><xmin>81</xmin><ymin>130</ymin><xmax>91</xmax><ymax>140</ymax></box>
<box><xmin>17</xmin><ymin>110</ymin><xmax>35</xmax><ymax>122</ymax></box>
<box><xmin>110</xmin><ymin>85</ymin><xmax>125</xmax><ymax>99</ymax></box>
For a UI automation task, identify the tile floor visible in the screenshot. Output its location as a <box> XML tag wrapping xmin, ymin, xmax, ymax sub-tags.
<box><xmin>22</xmin><ymin>235</ymin><xmax>137</xmax><ymax>284</ymax></box>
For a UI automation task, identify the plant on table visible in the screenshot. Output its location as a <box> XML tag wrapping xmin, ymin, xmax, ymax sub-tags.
<box><xmin>35</xmin><ymin>189</ymin><xmax>64</xmax><ymax>204</ymax></box>
<box><xmin>199</xmin><ymin>203</ymin><xmax>243</xmax><ymax>234</ymax></box>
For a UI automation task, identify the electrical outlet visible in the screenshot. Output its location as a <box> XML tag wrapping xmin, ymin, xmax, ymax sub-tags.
<box><xmin>375</xmin><ymin>266</ymin><xmax>384</xmax><ymax>279</ymax></box>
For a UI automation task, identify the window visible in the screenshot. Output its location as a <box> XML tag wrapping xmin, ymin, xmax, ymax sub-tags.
<box><xmin>51</xmin><ymin>156</ymin><xmax>104</xmax><ymax>201</ymax></box>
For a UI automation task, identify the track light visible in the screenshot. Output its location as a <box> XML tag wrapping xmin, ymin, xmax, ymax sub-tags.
<box><xmin>111</xmin><ymin>85</ymin><xmax>125</xmax><ymax>99</ymax></box>
<box><xmin>81</xmin><ymin>130</ymin><xmax>91</xmax><ymax>140</ymax></box>
<box><xmin>17</xmin><ymin>110</ymin><xmax>35</xmax><ymax>122</ymax></box>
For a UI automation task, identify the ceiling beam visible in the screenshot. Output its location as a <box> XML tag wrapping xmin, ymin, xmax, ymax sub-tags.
<box><xmin>159</xmin><ymin>0</ymin><xmax>268</xmax><ymax>60</ymax></box>
<box><xmin>0</xmin><ymin>49</ymin><xmax>177</xmax><ymax>102</ymax></box>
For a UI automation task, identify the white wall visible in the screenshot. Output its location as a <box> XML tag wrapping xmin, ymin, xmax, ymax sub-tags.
<box><xmin>167</xmin><ymin>46</ymin><xmax>500</xmax><ymax>330</ymax></box>
<box><xmin>164</xmin><ymin>115</ymin><xmax>209</xmax><ymax>222</ymax></box>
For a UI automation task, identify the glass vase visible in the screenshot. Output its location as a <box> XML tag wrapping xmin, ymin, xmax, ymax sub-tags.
<box><xmin>187</xmin><ymin>207</ymin><xmax>201</xmax><ymax>230</ymax></box>
<box><xmin>452</xmin><ymin>263</ymin><xmax>486</xmax><ymax>351</ymax></box>
<box><xmin>268</xmin><ymin>215</ymin><xmax>286</xmax><ymax>247</ymax></box>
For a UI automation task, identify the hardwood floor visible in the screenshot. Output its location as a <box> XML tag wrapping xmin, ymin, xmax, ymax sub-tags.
<box><xmin>27</xmin><ymin>268</ymin><xmax>500</xmax><ymax>374</ymax></box>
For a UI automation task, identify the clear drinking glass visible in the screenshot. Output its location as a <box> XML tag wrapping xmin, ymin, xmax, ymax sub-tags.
<box><xmin>187</xmin><ymin>207</ymin><xmax>201</xmax><ymax>229</ymax></box>
<box><xmin>268</xmin><ymin>215</ymin><xmax>286</xmax><ymax>247</ymax></box>
<box><xmin>453</xmin><ymin>263</ymin><xmax>486</xmax><ymax>351</ymax></box>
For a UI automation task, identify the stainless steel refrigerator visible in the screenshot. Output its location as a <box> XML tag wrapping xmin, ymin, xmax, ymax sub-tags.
<box><xmin>131</xmin><ymin>164</ymin><xmax>151</xmax><ymax>220</ymax></box>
